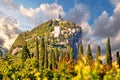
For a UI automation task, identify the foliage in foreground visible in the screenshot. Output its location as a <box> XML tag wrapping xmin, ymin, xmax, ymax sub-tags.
<box><xmin>0</xmin><ymin>37</ymin><xmax>120</xmax><ymax>80</ymax></box>
<box><xmin>0</xmin><ymin>55</ymin><xmax>76</xmax><ymax>80</ymax></box>
<box><xmin>0</xmin><ymin>54</ymin><xmax>120</xmax><ymax>80</ymax></box>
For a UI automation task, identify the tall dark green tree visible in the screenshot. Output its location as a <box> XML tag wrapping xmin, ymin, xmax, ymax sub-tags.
<box><xmin>35</xmin><ymin>37</ymin><xmax>39</xmax><ymax>60</ymax></box>
<box><xmin>44</xmin><ymin>44</ymin><xmax>48</xmax><ymax>68</ymax></box>
<box><xmin>40</xmin><ymin>37</ymin><xmax>45</xmax><ymax>70</ymax></box>
<box><xmin>59</xmin><ymin>48</ymin><xmax>63</xmax><ymax>61</ymax></box>
<box><xmin>67</xmin><ymin>46</ymin><xmax>73</xmax><ymax>60</ymax></box>
<box><xmin>78</xmin><ymin>44</ymin><xmax>84</xmax><ymax>60</ymax></box>
<box><xmin>54</xmin><ymin>48</ymin><xmax>59</xmax><ymax>68</ymax></box>
<box><xmin>21</xmin><ymin>43</ymin><xmax>30</xmax><ymax>61</ymax></box>
<box><xmin>54</xmin><ymin>48</ymin><xmax>59</xmax><ymax>62</ymax></box>
<box><xmin>96</xmin><ymin>45</ymin><xmax>102</xmax><ymax>64</ymax></box>
<box><xmin>65</xmin><ymin>46</ymin><xmax>69</xmax><ymax>60</ymax></box>
<box><xmin>48</xmin><ymin>49</ymin><xmax>53</xmax><ymax>70</ymax></box>
<box><xmin>106</xmin><ymin>37</ymin><xmax>112</xmax><ymax>65</ymax></box>
<box><xmin>35</xmin><ymin>37</ymin><xmax>40</xmax><ymax>70</ymax></box>
<box><xmin>52</xmin><ymin>50</ymin><xmax>55</xmax><ymax>70</ymax></box>
<box><xmin>116</xmin><ymin>51</ymin><xmax>120</xmax><ymax>68</ymax></box>
<box><xmin>86</xmin><ymin>44</ymin><xmax>93</xmax><ymax>62</ymax></box>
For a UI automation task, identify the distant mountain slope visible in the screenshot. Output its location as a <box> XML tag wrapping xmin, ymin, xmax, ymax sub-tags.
<box><xmin>11</xmin><ymin>19</ymin><xmax>82</xmax><ymax>58</ymax></box>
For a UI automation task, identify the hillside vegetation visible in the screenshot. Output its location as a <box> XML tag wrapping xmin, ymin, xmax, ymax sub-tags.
<box><xmin>0</xmin><ymin>37</ymin><xmax>120</xmax><ymax>80</ymax></box>
<box><xmin>11</xmin><ymin>20</ymin><xmax>82</xmax><ymax>57</ymax></box>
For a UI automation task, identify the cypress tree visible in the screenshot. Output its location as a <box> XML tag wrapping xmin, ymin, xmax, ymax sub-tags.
<box><xmin>44</xmin><ymin>44</ymin><xmax>48</xmax><ymax>68</ymax></box>
<box><xmin>40</xmin><ymin>37</ymin><xmax>45</xmax><ymax>69</ymax></box>
<box><xmin>59</xmin><ymin>51</ymin><xmax>63</xmax><ymax>61</ymax></box>
<box><xmin>52</xmin><ymin>50</ymin><xmax>55</xmax><ymax>70</ymax></box>
<box><xmin>21</xmin><ymin>43</ymin><xmax>30</xmax><ymax>61</ymax></box>
<box><xmin>65</xmin><ymin>46</ymin><xmax>69</xmax><ymax>60</ymax></box>
<box><xmin>55</xmin><ymin>48</ymin><xmax>59</xmax><ymax>62</ymax></box>
<box><xmin>67</xmin><ymin>46</ymin><xmax>73</xmax><ymax>60</ymax></box>
<box><xmin>54</xmin><ymin>48</ymin><xmax>59</xmax><ymax>68</ymax></box>
<box><xmin>59</xmin><ymin>48</ymin><xmax>63</xmax><ymax>61</ymax></box>
<box><xmin>48</xmin><ymin>49</ymin><xmax>53</xmax><ymax>70</ymax></box>
<box><xmin>35</xmin><ymin>37</ymin><xmax>39</xmax><ymax>60</ymax></box>
<box><xmin>86</xmin><ymin>44</ymin><xmax>93</xmax><ymax>63</ymax></box>
<box><xmin>70</xmin><ymin>49</ymin><xmax>73</xmax><ymax>60</ymax></box>
<box><xmin>106</xmin><ymin>37</ymin><xmax>112</xmax><ymax>65</ymax></box>
<box><xmin>116</xmin><ymin>51</ymin><xmax>120</xmax><ymax>68</ymax></box>
<box><xmin>64</xmin><ymin>50</ymin><xmax>69</xmax><ymax>60</ymax></box>
<box><xmin>78</xmin><ymin>44</ymin><xmax>84</xmax><ymax>60</ymax></box>
<box><xmin>96</xmin><ymin>45</ymin><xmax>102</xmax><ymax>64</ymax></box>
<box><xmin>35</xmin><ymin>37</ymin><xmax>39</xmax><ymax>70</ymax></box>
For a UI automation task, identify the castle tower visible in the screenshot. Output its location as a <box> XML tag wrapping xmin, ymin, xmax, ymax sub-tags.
<box><xmin>54</xmin><ymin>26</ymin><xmax>61</xmax><ymax>37</ymax></box>
<box><xmin>58</xmin><ymin>14</ymin><xmax>61</xmax><ymax>19</ymax></box>
<box><xmin>56</xmin><ymin>14</ymin><xmax>63</xmax><ymax>21</ymax></box>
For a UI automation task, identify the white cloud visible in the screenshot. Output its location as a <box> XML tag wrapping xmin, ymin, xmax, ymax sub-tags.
<box><xmin>20</xmin><ymin>6</ymin><xmax>38</xmax><ymax>18</ymax></box>
<box><xmin>93</xmin><ymin>0</ymin><xmax>120</xmax><ymax>52</ymax></box>
<box><xmin>0</xmin><ymin>0</ymin><xmax>65</xmax><ymax>49</ymax></box>
<box><xmin>20</xmin><ymin>3</ymin><xmax>65</xmax><ymax>19</ymax></box>
<box><xmin>111</xmin><ymin>31</ymin><xmax>120</xmax><ymax>51</ymax></box>
<box><xmin>19</xmin><ymin>3</ymin><xmax>65</xmax><ymax>28</ymax></box>
<box><xmin>80</xmin><ymin>21</ymin><xmax>93</xmax><ymax>50</ymax></box>
<box><xmin>0</xmin><ymin>13</ymin><xmax>21</xmax><ymax>49</ymax></box>
<box><xmin>0</xmin><ymin>1</ymin><xmax>22</xmax><ymax>49</ymax></box>
<box><xmin>4</xmin><ymin>0</ymin><xmax>12</xmax><ymax>5</ymax></box>
<box><xmin>114</xmin><ymin>2</ymin><xmax>120</xmax><ymax>13</ymax></box>
<box><xmin>110</xmin><ymin>0</ymin><xmax>120</xmax><ymax>6</ymax></box>
<box><xmin>67</xmin><ymin>4</ymin><xmax>89</xmax><ymax>24</ymax></box>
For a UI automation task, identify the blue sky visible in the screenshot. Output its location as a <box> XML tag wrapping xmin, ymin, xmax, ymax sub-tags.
<box><xmin>0</xmin><ymin>0</ymin><xmax>120</xmax><ymax>54</ymax></box>
<box><xmin>13</xmin><ymin>0</ymin><xmax>114</xmax><ymax>24</ymax></box>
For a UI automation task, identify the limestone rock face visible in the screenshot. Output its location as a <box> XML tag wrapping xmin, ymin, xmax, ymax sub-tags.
<box><xmin>11</xmin><ymin>47</ymin><xmax>22</xmax><ymax>55</ymax></box>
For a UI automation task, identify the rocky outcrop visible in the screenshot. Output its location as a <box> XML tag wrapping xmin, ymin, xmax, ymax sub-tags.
<box><xmin>11</xmin><ymin>47</ymin><xmax>22</xmax><ymax>55</ymax></box>
<box><xmin>69</xmin><ymin>28</ymin><xmax>82</xmax><ymax>58</ymax></box>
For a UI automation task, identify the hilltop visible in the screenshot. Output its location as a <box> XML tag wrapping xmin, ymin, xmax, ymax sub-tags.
<box><xmin>11</xmin><ymin>17</ymin><xmax>82</xmax><ymax>58</ymax></box>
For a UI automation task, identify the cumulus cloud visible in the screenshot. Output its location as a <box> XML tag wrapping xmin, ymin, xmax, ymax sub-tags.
<box><xmin>0</xmin><ymin>0</ymin><xmax>19</xmax><ymax>17</ymax></box>
<box><xmin>93</xmin><ymin>11</ymin><xmax>113</xmax><ymax>38</ymax></box>
<box><xmin>93</xmin><ymin>7</ymin><xmax>120</xmax><ymax>38</ymax></box>
<box><xmin>110</xmin><ymin>0</ymin><xmax>120</xmax><ymax>6</ymax></box>
<box><xmin>0</xmin><ymin>0</ymin><xmax>65</xmax><ymax>49</ymax></box>
<box><xmin>0</xmin><ymin>12</ymin><xmax>21</xmax><ymax>49</ymax></box>
<box><xmin>20</xmin><ymin>3</ymin><xmax>65</xmax><ymax>25</ymax></box>
<box><xmin>80</xmin><ymin>22</ymin><xmax>92</xmax><ymax>48</ymax></box>
<box><xmin>0</xmin><ymin>38</ymin><xmax>4</xmax><ymax>46</ymax></box>
<box><xmin>67</xmin><ymin>4</ymin><xmax>89</xmax><ymax>24</ymax></box>
<box><xmin>20</xmin><ymin>6</ymin><xmax>38</xmax><ymax>18</ymax></box>
<box><xmin>0</xmin><ymin>0</ymin><xmax>23</xmax><ymax>46</ymax></box>
<box><xmin>111</xmin><ymin>31</ymin><xmax>120</xmax><ymax>51</ymax></box>
<box><xmin>66</xmin><ymin>2</ymin><xmax>120</xmax><ymax>55</ymax></box>
<box><xmin>93</xmin><ymin>0</ymin><xmax>120</xmax><ymax>52</ymax></box>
